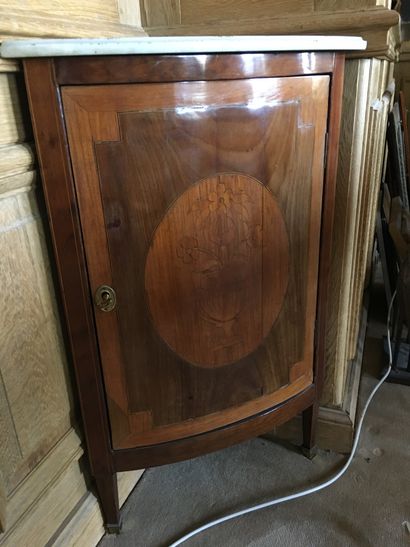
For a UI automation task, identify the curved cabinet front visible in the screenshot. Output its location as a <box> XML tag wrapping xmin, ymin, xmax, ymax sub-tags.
<box><xmin>62</xmin><ymin>74</ymin><xmax>329</xmax><ymax>450</ymax></box>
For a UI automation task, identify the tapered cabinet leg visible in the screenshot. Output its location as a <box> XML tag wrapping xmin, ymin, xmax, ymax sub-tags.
<box><xmin>95</xmin><ymin>472</ymin><xmax>121</xmax><ymax>534</ymax></box>
<box><xmin>301</xmin><ymin>403</ymin><xmax>318</xmax><ymax>459</ymax></box>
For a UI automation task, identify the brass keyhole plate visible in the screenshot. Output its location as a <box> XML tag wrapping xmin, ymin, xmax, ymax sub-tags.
<box><xmin>95</xmin><ymin>285</ymin><xmax>116</xmax><ymax>312</ymax></box>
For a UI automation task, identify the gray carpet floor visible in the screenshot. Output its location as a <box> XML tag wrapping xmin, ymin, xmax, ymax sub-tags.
<box><xmin>100</xmin><ymin>296</ymin><xmax>410</xmax><ymax>547</ymax></box>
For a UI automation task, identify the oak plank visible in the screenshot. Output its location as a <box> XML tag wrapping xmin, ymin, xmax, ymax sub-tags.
<box><xmin>0</xmin><ymin>73</ymin><xmax>30</xmax><ymax>145</ymax></box>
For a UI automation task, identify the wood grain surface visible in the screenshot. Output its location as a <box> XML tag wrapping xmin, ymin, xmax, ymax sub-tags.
<box><xmin>0</xmin><ymin>73</ymin><xmax>31</xmax><ymax>145</ymax></box>
<box><xmin>55</xmin><ymin>53</ymin><xmax>335</xmax><ymax>85</ymax></box>
<box><xmin>140</xmin><ymin>0</ymin><xmax>181</xmax><ymax>27</ymax></box>
<box><xmin>0</xmin><ymin>52</ymin><xmax>81</xmax><ymax>540</ymax></box>
<box><xmin>347</xmin><ymin>60</ymin><xmax>392</xmax><ymax>359</ymax></box>
<box><xmin>62</xmin><ymin>71</ymin><xmax>329</xmax><ymax>449</ymax></box>
<box><xmin>0</xmin><ymin>2</ymin><xmax>144</xmax><ymax>40</ymax></box>
<box><xmin>24</xmin><ymin>59</ymin><xmax>114</xmax><ymax>480</ymax></box>
<box><xmin>142</xmin><ymin>5</ymin><xmax>398</xmax><ymax>59</ymax></box>
<box><xmin>114</xmin><ymin>386</ymin><xmax>316</xmax><ymax>470</ymax></box>
<box><xmin>179</xmin><ymin>0</ymin><xmax>312</xmax><ymax>24</ymax></box>
<box><xmin>23</xmin><ymin>53</ymin><xmax>345</xmax><ymax>530</ymax></box>
<box><xmin>145</xmin><ymin>172</ymin><xmax>289</xmax><ymax>368</ymax></box>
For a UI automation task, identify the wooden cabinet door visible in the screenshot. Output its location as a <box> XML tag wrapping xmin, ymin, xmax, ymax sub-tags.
<box><xmin>62</xmin><ymin>74</ymin><xmax>329</xmax><ymax>449</ymax></box>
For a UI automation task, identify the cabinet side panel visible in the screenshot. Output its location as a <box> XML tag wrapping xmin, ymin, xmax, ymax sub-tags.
<box><xmin>23</xmin><ymin>59</ymin><xmax>114</xmax><ymax>477</ymax></box>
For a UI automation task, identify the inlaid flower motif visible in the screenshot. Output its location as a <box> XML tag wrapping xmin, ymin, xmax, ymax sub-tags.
<box><xmin>249</xmin><ymin>224</ymin><xmax>264</xmax><ymax>248</ymax></box>
<box><xmin>176</xmin><ymin>236</ymin><xmax>200</xmax><ymax>263</ymax></box>
<box><xmin>145</xmin><ymin>172</ymin><xmax>289</xmax><ymax>368</ymax></box>
<box><xmin>208</xmin><ymin>183</ymin><xmax>234</xmax><ymax>211</ymax></box>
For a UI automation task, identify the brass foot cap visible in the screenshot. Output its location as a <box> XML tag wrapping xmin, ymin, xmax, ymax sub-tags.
<box><xmin>105</xmin><ymin>518</ymin><xmax>122</xmax><ymax>535</ymax></box>
<box><xmin>301</xmin><ymin>446</ymin><xmax>318</xmax><ymax>460</ymax></box>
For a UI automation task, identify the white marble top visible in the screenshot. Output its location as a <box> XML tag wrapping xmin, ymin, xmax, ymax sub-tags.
<box><xmin>0</xmin><ymin>36</ymin><xmax>366</xmax><ymax>58</ymax></box>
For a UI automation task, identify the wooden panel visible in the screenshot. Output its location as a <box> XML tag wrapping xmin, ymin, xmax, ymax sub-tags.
<box><xmin>117</xmin><ymin>0</ymin><xmax>142</xmax><ymax>26</ymax></box>
<box><xmin>180</xmin><ymin>0</ymin><xmax>313</xmax><ymax>24</ymax></box>
<box><xmin>0</xmin><ymin>143</ymin><xmax>35</xmax><ymax>180</ymax></box>
<box><xmin>0</xmin><ymin>53</ymin><xmax>86</xmax><ymax>540</ymax></box>
<box><xmin>315</xmin><ymin>0</ymin><xmax>379</xmax><ymax>9</ymax></box>
<box><xmin>314</xmin><ymin>53</ymin><xmax>345</xmax><ymax>398</ymax></box>
<box><xmin>24</xmin><ymin>58</ymin><xmax>115</xmax><ymax>483</ymax></box>
<box><xmin>146</xmin><ymin>9</ymin><xmax>398</xmax><ymax>36</ymax></box>
<box><xmin>51</xmin><ymin>470</ymin><xmax>144</xmax><ymax>547</ymax></box>
<box><xmin>140</xmin><ymin>0</ymin><xmax>181</xmax><ymax>27</ymax></box>
<box><xmin>0</xmin><ymin>59</ymin><xmax>19</xmax><ymax>73</ymax></box>
<box><xmin>145</xmin><ymin>172</ymin><xmax>289</xmax><ymax>368</ymax></box>
<box><xmin>0</xmin><ymin>372</ymin><xmax>21</xmax><ymax>499</ymax></box>
<box><xmin>55</xmin><ymin>52</ymin><xmax>336</xmax><ymax>86</ymax></box>
<box><xmin>0</xmin><ymin>189</ymin><xmax>73</xmax><ymax>494</ymax></box>
<box><xmin>1</xmin><ymin>452</ymin><xmax>87</xmax><ymax>547</ymax></box>
<box><xmin>1</xmin><ymin>0</ymin><xmax>120</xmax><ymax>23</ymax></box>
<box><xmin>0</xmin><ymin>477</ymin><xmax>5</xmax><ymax>533</ymax></box>
<box><xmin>322</xmin><ymin>59</ymin><xmax>371</xmax><ymax>405</ymax></box>
<box><xmin>0</xmin><ymin>73</ymin><xmax>31</xmax><ymax>145</ymax></box>
<box><xmin>62</xmin><ymin>71</ymin><xmax>328</xmax><ymax>449</ymax></box>
<box><xmin>0</xmin><ymin>170</ymin><xmax>36</xmax><ymax>197</ymax></box>
<box><xmin>0</xmin><ymin>4</ymin><xmax>145</xmax><ymax>40</ymax></box>
<box><xmin>1</xmin><ymin>442</ymin><xmax>142</xmax><ymax>546</ymax></box>
<box><xmin>114</xmin><ymin>385</ymin><xmax>316</xmax><ymax>470</ymax></box>
<box><xmin>347</xmin><ymin>59</ymin><xmax>392</xmax><ymax>358</ymax></box>
<box><xmin>345</xmin><ymin>60</ymin><xmax>382</xmax><ymax>360</ymax></box>
<box><xmin>143</xmin><ymin>5</ymin><xmax>398</xmax><ymax>60</ymax></box>
<box><xmin>323</xmin><ymin>58</ymin><xmax>393</xmax><ymax>406</ymax></box>
<box><xmin>1</xmin><ymin>429</ymin><xmax>81</xmax><ymax>535</ymax></box>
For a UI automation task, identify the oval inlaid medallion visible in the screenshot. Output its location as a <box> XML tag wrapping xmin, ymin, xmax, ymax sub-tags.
<box><xmin>145</xmin><ymin>173</ymin><xmax>289</xmax><ymax>368</ymax></box>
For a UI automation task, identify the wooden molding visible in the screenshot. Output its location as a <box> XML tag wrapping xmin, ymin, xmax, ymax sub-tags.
<box><xmin>0</xmin><ymin>8</ymin><xmax>147</xmax><ymax>40</ymax></box>
<box><xmin>0</xmin><ymin>428</ymin><xmax>143</xmax><ymax>546</ymax></box>
<box><xmin>0</xmin><ymin>143</ymin><xmax>35</xmax><ymax>180</ymax></box>
<box><xmin>0</xmin><ymin>169</ymin><xmax>36</xmax><ymax>197</ymax></box>
<box><xmin>0</xmin><ymin>73</ymin><xmax>30</xmax><ymax>146</ymax></box>
<box><xmin>117</xmin><ymin>0</ymin><xmax>142</xmax><ymax>27</ymax></box>
<box><xmin>0</xmin><ymin>477</ymin><xmax>6</xmax><ymax>534</ymax></box>
<box><xmin>144</xmin><ymin>7</ymin><xmax>399</xmax><ymax>60</ymax></box>
<box><xmin>52</xmin><ymin>470</ymin><xmax>144</xmax><ymax>547</ymax></box>
<box><xmin>322</xmin><ymin>57</ymin><xmax>392</xmax><ymax>407</ymax></box>
<box><xmin>140</xmin><ymin>0</ymin><xmax>181</xmax><ymax>27</ymax></box>
<box><xmin>323</xmin><ymin>59</ymin><xmax>371</xmax><ymax>406</ymax></box>
<box><xmin>0</xmin><ymin>59</ymin><xmax>19</xmax><ymax>73</ymax></box>
<box><xmin>0</xmin><ymin>428</ymin><xmax>83</xmax><ymax>542</ymax></box>
<box><xmin>347</xmin><ymin>60</ymin><xmax>392</xmax><ymax>361</ymax></box>
<box><xmin>1</xmin><ymin>461</ymin><xmax>87</xmax><ymax>546</ymax></box>
<box><xmin>398</xmin><ymin>40</ymin><xmax>410</xmax><ymax>61</ymax></box>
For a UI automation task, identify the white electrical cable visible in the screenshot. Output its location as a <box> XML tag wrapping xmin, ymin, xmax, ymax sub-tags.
<box><xmin>169</xmin><ymin>291</ymin><xmax>397</xmax><ymax>547</ymax></box>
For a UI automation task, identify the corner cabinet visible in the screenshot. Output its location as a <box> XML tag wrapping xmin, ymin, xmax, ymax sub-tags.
<box><xmin>17</xmin><ymin>41</ymin><xmax>349</xmax><ymax>531</ymax></box>
<box><xmin>62</xmin><ymin>73</ymin><xmax>330</xmax><ymax>452</ymax></box>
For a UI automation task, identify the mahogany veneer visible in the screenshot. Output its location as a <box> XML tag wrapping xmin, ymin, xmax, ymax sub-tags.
<box><xmin>23</xmin><ymin>51</ymin><xmax>344</xmax><ymax>531</ymax></box>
